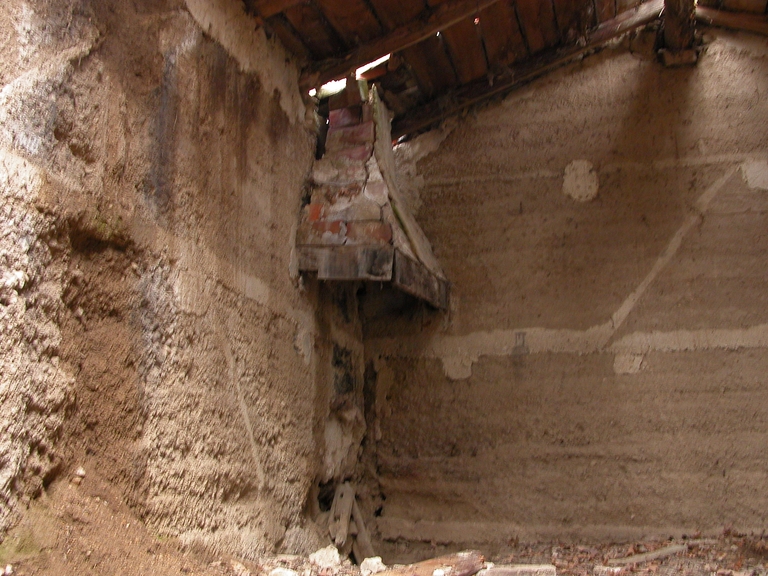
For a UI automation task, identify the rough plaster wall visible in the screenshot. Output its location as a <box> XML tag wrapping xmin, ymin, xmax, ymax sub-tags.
<box><xmin>368</xmin><ymin>29</ymin><xmax>768</xmax><ymax>555</ymax></box>
<box><xmin>0</xmin><ymin>0</ymin><xmax>353</xmax><ymax>558</ymax></box>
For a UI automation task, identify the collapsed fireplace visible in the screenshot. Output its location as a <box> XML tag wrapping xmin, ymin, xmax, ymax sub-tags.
<box><xmin>296</xmin><ymin>86</ymin><xmax>449</xmax><ymax>309</ymax></box>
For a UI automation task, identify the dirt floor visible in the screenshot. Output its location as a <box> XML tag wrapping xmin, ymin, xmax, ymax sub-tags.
<box><xmin>1</xmin><ymin>466</ymin><xmax>767</xmax><ymax>576</ymax></box>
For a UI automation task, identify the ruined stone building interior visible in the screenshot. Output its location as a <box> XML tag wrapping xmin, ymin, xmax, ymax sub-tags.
<box><xmin>0</xmin><ymin>0</ymin><xmax>767</xmax><ymax>574</ymax></box>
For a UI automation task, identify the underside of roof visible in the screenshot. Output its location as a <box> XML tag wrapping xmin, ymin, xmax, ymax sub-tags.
<box><xmin>243</xmin><ymin>0</ymin><xmax>768</xmax><ymax>137</ymax></box>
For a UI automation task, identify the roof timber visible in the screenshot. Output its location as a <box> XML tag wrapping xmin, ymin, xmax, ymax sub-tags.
<box><xmin>300</xmin><ymin>0</ymin><xmax>504</xmax><ymax>89</ymax></box>
<box><xmin>391</xmin><ymin>0</ymin><xmax>664</xmax><ymax>138</ymax></box>
<box><xmin>663</xmin><ymin>0</ymin><xmax>696</xmax><ymax>51</ymax></box>
<box><xmin>696</xmin><ymin>5</ymin><xmax>768</xmax><ymax>35</ymax></box>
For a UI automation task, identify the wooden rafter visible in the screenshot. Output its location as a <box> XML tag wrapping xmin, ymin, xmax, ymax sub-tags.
<box><xmin>695</xmin><ymin>5</ymin><xmax>768</xmax><ymax>35</ymax></box>
<box><xmin>253</xmin><ymin>0</ymin><xmax>304</xmax><ymax>19</ymax></box>
<box><xmin>663</xmin><ymin>0</ymin><xmax>696</xmax><ymax>51</ymax></box>
<box><xmin>392</xmin><ymin>0</ymin><xmax>664</xmax><ymax>138</ymax></box>
<box><xmin>300</xmin><ymin>0</ymin><xmax>504</xmax><ymax>89</ymax></box>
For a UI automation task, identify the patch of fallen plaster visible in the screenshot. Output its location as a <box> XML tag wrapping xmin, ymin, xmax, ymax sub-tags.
<box><xmin>613</xmin><ymin>353</ymin><xmax>644</xmax><ymax>375</ymax></box>
<box><xmin>442</xmin><ymin>354</ymin><xmax>475</xmax><ymax>380</ymax></box>
<box><xmin>393</xmin><ymin>118</ymin><xmax>457</xmax><ymax>216</ymax></box>
<box><xmin>371</xmin><ymin>166</ymin><xmax>744</xmax><ymax>379</ymax></box>
<box><xmin>741</xmin><ymin>160</ymin><xmax>768</xmax><ymax>190</ymax></box>
<box><xmin>294</xmin><ymin>327</ymin><xmax>312</xmax><ymax>366</ymax></box>
<box><xmin>563</xmin><ymin>160</ymin><xmax>599</xmax><ymax>202</ymax></box>
<box><xmin>184</xmin><ymin>0</ymin><xmax>305</xmax><ymax>124</ymax></box>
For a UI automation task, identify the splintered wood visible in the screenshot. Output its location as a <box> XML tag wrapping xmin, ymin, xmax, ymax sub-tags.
<box><xmin>328</xmin><ymin>482</ymin><xmax>376</xmax><ymax>561</ymax></box>
<box><xmin>375</xmin><ymin>551</ymin><xmax>485</xmax><ymax>576</ymax></box>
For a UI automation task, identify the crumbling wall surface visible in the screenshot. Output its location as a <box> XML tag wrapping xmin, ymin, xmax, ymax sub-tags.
<box><xmin>369</xmin><ymin>29</ymin><xmax>768</xmax><ymax>552</ymax></box>
<box><xmin>0</xmin><ymin>0</ymin><xmax>332</xmax><ymax>557</ymax></box>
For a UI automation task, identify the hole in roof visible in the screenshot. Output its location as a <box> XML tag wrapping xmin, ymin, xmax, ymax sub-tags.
<box><xmin>356</xmin><ymin>54</ymin><xmax>390</xmax><ymax>79</ymax></box>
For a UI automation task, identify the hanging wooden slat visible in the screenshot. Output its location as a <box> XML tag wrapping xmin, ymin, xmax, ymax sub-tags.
<box><xmin>476</xmin><ymin>1</ymin><xmax>528</xmax><ymax>66</ymax></box>
<box><xmin>515</xmin><ymin>0</ymin><xmax>561</xmax><ymax>53</ymax></box>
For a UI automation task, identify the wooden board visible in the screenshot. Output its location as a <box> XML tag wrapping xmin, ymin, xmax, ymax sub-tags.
<box><xmin>442</xmin><ymin>18</ymin><xmax>489</xmax><ymax>84</ymax></box>
<box><xmin>515</xmin><ymin>0</ymin><xmax>561</xmax><ymax>53</ymax></box>
<box><xmin>595</xmin><ymin>0</ymin><xmax>617</xmax><ymax>22</ymax></box>
<box><xmin>265</xmin><ymin>14</ymin><xmax>311</xmax><ymax>60</ymax></box>
<box><xmin>283</xmin><ymin>3</ymin><xmax>344</xmax><ymax>58</ymax></box>
<box><xmin>299</xmin><ymin>245</ymin><xmax>394</xmax><ymax>281</ymax></box>
<box><xmin>401</xmin><ymin>37</ymin><xmax>458</xmax><ymax>99</ymax></box>
<box><xmin>366</xmin><ymin>0</ymin><xmax>427</xmax><ymax>30</ymax></box>
<box><xmin>393</xmin><ymin>250</ymin><xmax>450</xmax><ymax>309</ymax></box>
<box><xmin>316</xmin><ymin>0</ymin><xmax>383</xmax><ymax>47</ymax></box>
<box><xmin>553</xmin><ymin>0</ymin><xmax>597</xmax><ymax>40</ymax></box>
<box><xmin>478</xmin><ymin>1</ymin><xmax>529</xmax><ymax>66</ymax></box>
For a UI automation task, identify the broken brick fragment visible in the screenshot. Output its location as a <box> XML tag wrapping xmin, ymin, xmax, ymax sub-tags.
<box><xmin>345</xmin><ymin>222</ymin><xmax>392</xmax><ymax>245</ymax></box>
<box><xmin>326</xmin><ymin>121</ymin><xmax>375</xmax><ymax>150</ymax></box>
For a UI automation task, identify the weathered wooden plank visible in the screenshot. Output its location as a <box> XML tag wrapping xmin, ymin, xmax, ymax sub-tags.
<box><xmin>300</xmin><ymin>0</ymin><xmax>503</xmax><ymax>89</ymax></box>
<box><xmin>663</xmin><ymin>0</ymin><xmax>696</xmax><ymax>51</ymax></box>
<box><xmin>316</xmin><ymin>0</ymin><xmax>384</xmax><ymax>47</ymax></box>
<box><xmin>477</xmin><ymin>1</ymin><xmax>529</xmax><ymax>66</ymax></box>
<box><xmin>554</xmin><ymin>0</ymin><xmax>597</xmax><ymax>41</ymax></box>
<box><xmin>393</xmin><ymin>250</ymin><xmax>450</xmax><ymax>309</ymax></box>
<box><xmin>696</xmin><ymin>4</ymin><xmax>768</xmax><ymax>33</ymax></box>
<box><xmin>265</xmin><ymin>14</ymin><xmax>311</xmax><ymax>60</ymax></box>
<box><xmin>366</xmin><ymin>0</ymin><xmax>426</xmax><ymax>30</ymax></box>
<box><xmin>375</xmin><ymin>551</ymin><xmax>485</xmax><ymax>576</ymax></box>
<box><xmin>595</xmin><ymin>0</ymin><xmax>617</xmax><ymax>22</ymax></box>
<box><xmin>351</xmin><ymin>499</ymin><xmax>376</xmax><ymax>561</ymax></box>
<box><xmin>283</xmin><ymin>3</ymin><xmax>345</xmax><ymax>59</ymax></box>
<box><xmin>302</xmin><ymin>245</ymin><xmax>394</xmax><ymax>281</ymax></box>
<box><xmin>329</xmin><ymin>482</ymin><xmax>355</xmax><ymax>547</ymax></box>
<box><xmin>392</xmin><ymin>0</ymin><xmax>664</xmax><ymax>138</ymax></box>
<box><xmin>401</xmin><ymin>37</ymin><xmax>459</xmax><ymax>99</ymax></box>
<box><xmin>442</xmin><ymin>18</ymin><xmax>490</xmax><ymax>84</ymax></box>
<box><xmin>720</xmin><ymin>0</ymin><xmax>767</xmax><ymax>12</ymax></box>
<box><xmin>515</xmin><ymin>0</ymin><xmax>560</xmax><ymax>53</ymax></box>
<box><xmin>251</xmin><ymin>0</ymin><xmax>304</xmax><ymax>18</ymax></box>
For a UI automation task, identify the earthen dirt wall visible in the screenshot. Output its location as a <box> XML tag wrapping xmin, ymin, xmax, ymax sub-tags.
<box><xmin>0</xmin><ymin>0</ymin><xmax>355</xmax><ymax>558</ymax></box>
<box><xmin>369</xmin><ymin>29</ymin><xmax>768</xmax><ymax>556</ymax></box>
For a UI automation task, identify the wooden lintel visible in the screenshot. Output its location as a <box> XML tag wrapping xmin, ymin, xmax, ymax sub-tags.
<box><xmin>300</xmin><ymin>0</ymin><xmax>503</xmax><ymax>89</ymax></box>
<box><xmin>392</xmin><ymin>0</ymin><xmax>664</xmax><ymax>139</ymax></box>
<box><xmin>695</xmin><ymin>5</ymin><xmax>768</xmax><ymax>35</ymax></box>
<box><xmin>663</xmin><ymin>0</ymin><xmax>696</xmax><ymax>51</ymax></box>
<box><xmin>298</xmin><ymin>245</ymin><xmax>394</xmax><ymax>281</ymax></box>
<box><xmin>393</xmin><ymin>250</ymin><xmax>450</xmax><ymax>309</ymax></box>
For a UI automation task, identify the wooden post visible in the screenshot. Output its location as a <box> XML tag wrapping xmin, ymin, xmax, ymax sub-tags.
<box><xmin>662</xmin><ymin>0</ymin><xmax>697</xmax><ymax>65</ymax></box>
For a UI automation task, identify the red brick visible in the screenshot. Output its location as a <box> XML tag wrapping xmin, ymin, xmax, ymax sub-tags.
<box><xmin>305</xmin><ymin>202</ymin><xmax>325</xmax><ymax>222</ymax></box>
<box><xmin>346</xmin><ymin>222</ymin><xmax>392</xmax><ymax>245</ymax></box>
<box><xmin>296</xmin><ymin>220</ymin><xmax>346</xmax><ymax>246</ymax></box>
<box><xmin>327</xmin><ymin>144</ymin><xmax>373</xmax><ymax>162</ymax></box>
<box><xmin>329</xmin><ymin>105</ymin><xmax>362</xmax><ymax>129</ymax></box>
<box><xmin>326</xmin><ymin>121</ymin><xmax>375</xmax><ymax>150</ymax></box>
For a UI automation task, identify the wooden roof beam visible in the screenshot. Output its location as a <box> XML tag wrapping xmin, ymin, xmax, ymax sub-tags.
<box><xmin>695</xmin><ymin>5</ymin><xmax>768</xmax><ymax>35</ymax></box>
<box><xmin>253</xmin><ymin>0</ymin><xmax>304</xmax><ymax>19</ymax></box>
<box><xmin>392</xmin><ymin>0</ymin><xmax>664</xmax><ymax>138</ymax></box>
<box><xmin>663</xmin><ymin>0</ymin><xmax>696</xmax><ymax>51</ymax></box>
<box><xmin>300</xmin><ymin>0</ymin><xmax>504</xmax><ymax>90</ymax></box>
